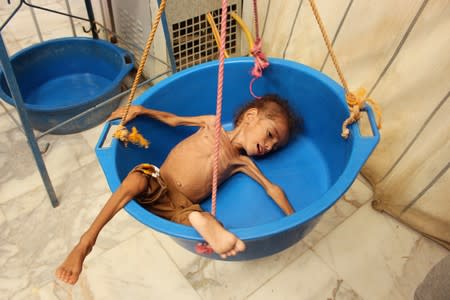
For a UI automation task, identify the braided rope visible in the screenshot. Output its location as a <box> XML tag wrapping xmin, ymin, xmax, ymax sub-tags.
<box><xmin>308</xmin><ymin>0</ymin><xmax>382</xmax><ymax>138</ymax></box>
<box><xmin>308</xmin><ymin>0</ymin><xmax>349</xmax><ymax>93</ymax></box>
<box><xmin>252</xmin><ymin>0</ymin><xmax>260</xmax><ymax>41</ymax></box>
<box><xmin>113</xmin><ymin>0</ymin><xmax>167</xmax><ymax>147</ymax></box>
<box><xmin>249</xmin><ymin>0</ymin><xmax>269</xmax><ymax>99</ymax></box>
<box><xmin>211</xmin><ymin>0</ymin><xmax>229</xmax><ymax>217</ymax></box>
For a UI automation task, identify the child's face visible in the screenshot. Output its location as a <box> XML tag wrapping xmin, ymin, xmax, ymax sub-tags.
<box><xmin>241</xmin><ymin>109</ymin><xmax>289</xmax><ymax>157</ymax></box>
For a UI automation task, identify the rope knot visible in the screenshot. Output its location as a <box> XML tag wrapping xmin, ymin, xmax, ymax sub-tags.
<box><xmin>249</xmin><ymin>38</ymin><xmax>269</xmax><ymax>99</ymax></box>
<box><xmin>341</xmin><ymin>88</ymin><xmax>382</xmax><ymax>139</ymax></box>
<box><xmin>250</xmin><ymin>38</ymin><xmax>269</xmax><ymax>78</ymax></box>
<box><xmin>113</xmin><ymin>125</ymin><xmax>150</xmax><ymax>148</ymax></box>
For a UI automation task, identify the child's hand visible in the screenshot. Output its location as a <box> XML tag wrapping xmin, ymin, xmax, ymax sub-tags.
<box><xmin>108</xmin><ymin>105</ymin><xmax>144</xmax><ymax>125</ymax></box>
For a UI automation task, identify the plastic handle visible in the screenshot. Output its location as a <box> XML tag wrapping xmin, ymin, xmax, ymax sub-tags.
<box><xmin>348</xmin><ymin>105</ymin><xmax>380</xmax><ymax>168</ymax></box>
<box><xmin>96</xmin><ymin>120</ymin><xmax>119</xmax><ymax>150</ymax></box>
<box><xmin>123</xmin><ymin>52</ymin><xmax>133</xmax><ymax>65</ymax></box>
<box><xmin>117</xmin><ymin>50</ymin><xmax>134</xmax><ymax>79</ymax></box>
<box><xmin>362</xmin><ymin>105</ymin><xmax>380</xmax><ymax>139</ymax></box>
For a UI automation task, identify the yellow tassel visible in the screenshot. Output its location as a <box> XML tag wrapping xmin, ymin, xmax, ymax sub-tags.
<box><xmin>113</xmin><ymin>125</ymin><xmax>150</xmax><ymax>148</ymax></box>
<box><xmin>128</xmin><ymin>126</ymin><xmax>150</xmax><ymax>148</ymax></box>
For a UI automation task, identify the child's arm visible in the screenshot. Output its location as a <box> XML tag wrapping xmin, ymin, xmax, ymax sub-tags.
<box><xmin>233</xmin><ymin>156</ymin><xmax>295</xmax><ymax>215</ymax></box>
<box><xmin>108</xmin><ymin>105</ymin><xmax>215</xmax><ymax>127</ymax></box>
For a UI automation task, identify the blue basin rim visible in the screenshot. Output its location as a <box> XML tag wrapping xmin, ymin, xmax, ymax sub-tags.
<box><xmin>96</xmin><ymin>57</ymin><xmax>380</xmax><ymax>243</ymax></box>
<box><xmin>0</xmin><ymin>37</ymin><xmax>134</xmax><ymax>112</ymax></box>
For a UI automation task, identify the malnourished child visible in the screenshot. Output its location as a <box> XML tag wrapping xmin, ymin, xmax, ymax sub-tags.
<box><xmin>56</xmin><ymin>94</ymin><xmax>301</xmax><ymax>284</ymax></box>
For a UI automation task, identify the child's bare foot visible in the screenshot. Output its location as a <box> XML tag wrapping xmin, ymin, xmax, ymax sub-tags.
<box><xmin>55</xmin><ymin>241</ymin><xmax>92</xmax><ymax>285</ymax></box>
<box><xmin>189</xmin><ymin>211</ymin><xmax>246</xmax><ymax>259</ymax></box>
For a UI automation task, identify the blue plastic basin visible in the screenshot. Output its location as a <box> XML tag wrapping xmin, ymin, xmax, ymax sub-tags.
<box><xmin>0</xmin><ymin>37</ymin><xmax>134</xmax><ymax>134</ymax></box>
<box><xmin>96</xmin><ymin>57</ymin><xmax>379</xmax><ymax>260</ymax></box>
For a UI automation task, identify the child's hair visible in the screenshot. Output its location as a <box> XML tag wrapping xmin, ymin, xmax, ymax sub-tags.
<box><xmin>234</xmin><ymin>94</ymin><xmax>302</xmax><ymax>139</ymax></box>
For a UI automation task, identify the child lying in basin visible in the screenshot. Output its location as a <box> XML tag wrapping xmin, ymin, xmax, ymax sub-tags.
<box><xmin>56</xmin><ymin>94</ymin><xmax>301</xmax><ymax>285</ymax></box>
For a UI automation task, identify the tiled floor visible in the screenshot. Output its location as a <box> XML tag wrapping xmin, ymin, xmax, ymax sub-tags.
<box><xmin>0</xmin><ymin>2</ymin><xmax>448</xmax><ymax>300</ymax></box>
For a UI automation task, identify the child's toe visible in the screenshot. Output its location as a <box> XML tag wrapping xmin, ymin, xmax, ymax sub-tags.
<box><xmin>236</xmin><ymin>240</ymin><xmax>246</xmax><ymax>252</ymax></box>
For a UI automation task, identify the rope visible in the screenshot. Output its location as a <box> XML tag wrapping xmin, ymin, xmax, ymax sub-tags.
<box><xmin>195</xmin><ymin>0</ymin><xmax>229</xmax><ymax>256</ymax></box>
<box><xmin>308</xmin><ymin>0</ymin><xmax>382</xmax><ymax>138</ymax></box>
<box><xmin>112</xmin><ymin>0</ymin><xmax>167</xmax><ymax>147</ymax></box>
<box><xmin>211</xmin><ymin>0</ymin><xmax>229</xmax><ymax>217</ymax></box>
<box><xmin>249</xmin><ymin>0</ymin><xmax>269</xmax><ymax>99</ymax></box>
<box><xmin>252</xmin><ymin>0</ymin><xmax>261</xmax><ymax>41</ymax></box>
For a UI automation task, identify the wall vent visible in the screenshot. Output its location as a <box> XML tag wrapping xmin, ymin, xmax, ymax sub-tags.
<box><xmin>109</xmin><ymin>0</ymin><xmax>242</xmax><ymax>77</ymax></box>
<box><xmin>171</xmin><ymin>3</ymin><xmax>239</xmax><ymax>71</ymax></box>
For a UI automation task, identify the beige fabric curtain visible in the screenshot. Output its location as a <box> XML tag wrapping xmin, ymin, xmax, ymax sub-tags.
<box><xmin>242</xmin><ymin>0</ymin><xmax>450</xmax><ymax>248</ymax></box>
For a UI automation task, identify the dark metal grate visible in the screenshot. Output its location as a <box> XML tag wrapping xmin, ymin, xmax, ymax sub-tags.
<box><xmin>171</xmin><ymin>4</ymin><xmax>238</xmax><ymax>71</ymax></box>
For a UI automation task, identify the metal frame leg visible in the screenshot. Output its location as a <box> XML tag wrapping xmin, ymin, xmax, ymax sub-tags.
<box><xmin>0</xmin><ymin>34</ymin><xmax>59</xmax><ymax>207</ymax></box>
<box><xmin>157</xmin><ymin>0</ymin><xmax>177</xmax><ymax>74</ymax></box>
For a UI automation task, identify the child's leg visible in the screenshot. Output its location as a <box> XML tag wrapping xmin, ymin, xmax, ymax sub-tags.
<box><xmin>165</xmin><ymin>194</ymin><xmax>246</xmax><ymax>259</ymax></box>
<box><xmin>188</xmin><ymin>211</ymin><xmax>246</xmax><ymax>259</ymax></box>
<box><xmin>55</xmin><ymin>171</ymin><xmax>148</xmax><ymax>285</ymax></box>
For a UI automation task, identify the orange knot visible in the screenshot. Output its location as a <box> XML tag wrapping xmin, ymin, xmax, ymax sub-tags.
<box><xmin>341</xmin><ymin>88</ymin><xmax>382</xmax><ymax>139</ymax></box>
<box><xmin>113</xmin><ymin>125</ymin><xmax>150</xmax><ymax>148</ymax></box>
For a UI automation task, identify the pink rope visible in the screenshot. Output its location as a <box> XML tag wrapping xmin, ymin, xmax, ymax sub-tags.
<box><xmin>252</xmin><ymin>0</ymin><xmax>260</xmax><ymax>41</ymax></box>
<box><xmin>249</xmin><ymin>0</ymin><xmax>269</xmax><ymax>99</ymax></box>
<box><xmin>195</xmin><ymin>0</ymin><xmax>228</xmax><ymax>256</ymax></box>
<box><xmin>211</xmin><ymin>1</ymin><xmax>228</xmax><ymax>218</ymax></box>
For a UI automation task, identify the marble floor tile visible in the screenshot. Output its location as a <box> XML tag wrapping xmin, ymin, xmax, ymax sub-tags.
<box><xmin>0</xmin><ymin>127</ymin><xmax>44</xmax><ymax>203</ymax></box>
<box><xmin>40</xmin><ymin>22</ymin><xmax>92</xmax><ymax>41</ymax></box>
<box><xmin>0</xmin><ymin>109</ymin><xmax>20</xmax><ymax>133</ymax></box>
<box><xmin>15</xmin><ymin>34</ymin><xmax>41</xmax><ymax>50</ymax></box>
<box><xmin>303</xmin><ymin>197</ymin><xmax>357</xmax><ymax>247</ymax></box>
<box><xmin>248</xmin><ymin>249</ymin><xmax>363</xmax><ymax>300</ymax></box>
<box><xmin>1</xmin><ymin>6</ymin><xmax>37</xmax><ymax>40</ymax></box>
<box><xmin>343</xmin><ymin>175</ymin><xmax>374</xmax><ymax>208</ymax></box>
<box><xmin>0</xmin><ymin>160</ymin><xmax>146</xmax><ymax>299</ymax></box>
<box><xmin>80</xmin><ymin>122</ymin><xmax>109</xmax><ymax>150</ymax></box>
<box><xmin>0</xmin><ymin>2</ymin><xmax>14</xmax><ymax>15</ymax></box>
<box><xmin>0</xmin><ymin>127</ymin><xmax>97</xmax><ymax>204</ymax></box>
<box><xmin>153</xmin><ymin>230</ymin><xmax>310</xmax><ymax>300</ymax></box>
<box><xmin>5</xmin><ymin>40</ymin><xmax>22</xmax><ymax>56</ymax></box>
<box><xmin>313</xmin><ymin>203</ymin><xmax>449</xmax><ymax>300</ymax></box>
<box><xmin>0</xmin><ymin>25</ymin><xmax>20</xmax><ymax>55</ymax></box>
<box><xmin>32</xmin><ymin>1</ymin><xmax>72</xmax><ymax>34</ymax></box>
<box><xmin>39</xmin><ymin>230</ymin><xmax>201</xmax><ymax>300</ymax></box>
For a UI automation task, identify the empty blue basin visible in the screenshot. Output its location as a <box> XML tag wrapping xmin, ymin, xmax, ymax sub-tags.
<box><xmin>0</xmin><ymin>37</ymin><xmax>134</xmax><ymax>134</ymax></box>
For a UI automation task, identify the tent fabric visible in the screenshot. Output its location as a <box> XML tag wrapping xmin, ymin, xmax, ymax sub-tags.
<box><xmin>239</xmin><ymin>0</ymin><xmax>450</xmax><ymax>248</ymax></box>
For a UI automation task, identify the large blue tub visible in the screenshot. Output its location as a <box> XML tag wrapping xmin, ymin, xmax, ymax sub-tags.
<box><xmin>0</xmin><ymin>37</ymin><xmax>134</xmax><ymax>134</ymax></box>
<box><xmin>96</xmin><ymin>57</ymin><xmax>379</xmax><ymax>260</ymax></box>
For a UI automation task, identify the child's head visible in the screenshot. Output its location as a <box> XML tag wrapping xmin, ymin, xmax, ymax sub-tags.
<box><xmin>234</xmin><ymin>94</ymin><xmax>302</xmax><ymax>156</ymax></box>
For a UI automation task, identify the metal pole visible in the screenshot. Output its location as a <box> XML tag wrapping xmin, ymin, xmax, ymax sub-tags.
<box><xmin>84</xmin><ymin>0</ymin><xmax>98</xmax><ymax>39</ymax></box>
<box><xmin>28</xmin><ymin>0</ymin><xmax>43</xmax><ymax>42</ymax></box>
<box><xmin>64</xmin><ymin>0</ymin><xmax>77</xmax><ymax>37</ymax></box>
<box><xmin>157</xmin><ymin>0</ymin><xmax>176</xmax><ymax>73</ymax></box>
<box><xmin>0</xmin><ymin>34</ymin><xmax>59</xmax><ymax>207</ymax></box>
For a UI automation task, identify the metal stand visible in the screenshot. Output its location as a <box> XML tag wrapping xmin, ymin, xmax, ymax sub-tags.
<box><xmin>0</xmin><ymin>35</ymin><xmax>59</xmax><ymax>207</ymax></box>
<box><xmin>0</xmin><ymin>1</ymin><xmax>175</xmax><ymax>208</ymax></box>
